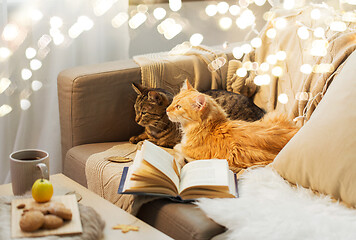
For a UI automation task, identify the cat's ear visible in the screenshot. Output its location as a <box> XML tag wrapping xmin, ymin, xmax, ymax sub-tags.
<box><xmin>181</xmin><ymin>79</ymin><xmax>193</xmax><ymax>91</ymax></box>
<box><xmin>193</xmin><ymin>94</ymin><xmax>206</xmax><ymax>111</ymax></box>
<box><xmin>148</xmin><ymin>91</ymin><xmax>163</xmax><ymax>105</ymax></box>
<box><xmin>132</xmin><ymin>83</ymin><xmax>145</xmax><ymax>95</ymax></box>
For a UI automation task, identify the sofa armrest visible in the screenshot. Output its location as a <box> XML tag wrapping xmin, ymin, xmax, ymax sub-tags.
<box><xmin>57</xmin><ymin>59</ymin><xmax>143</xmax><ymax>165</ymax></box>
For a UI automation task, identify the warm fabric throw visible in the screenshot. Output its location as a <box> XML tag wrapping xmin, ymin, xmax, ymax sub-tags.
<box><xmin>133</xmin><ymin>42</ymin><xmax>228</xmax><ymax>94</ymax></box>
<box><xmin>195</xmin><ymin>166</ymin><xmax>356</xmax><ymax>240</ymax></box>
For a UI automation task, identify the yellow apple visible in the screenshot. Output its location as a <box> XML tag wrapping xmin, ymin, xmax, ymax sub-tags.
<box><xmin>31</xmin><ymin>178</ymin><xmax>53</xmax><ymax>203</ymax></box>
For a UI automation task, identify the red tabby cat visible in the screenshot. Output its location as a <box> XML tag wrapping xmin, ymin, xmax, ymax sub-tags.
<box><xmin>166</xmin><ymin>80</ymin><xmax>299</xmax><ymax>173</ymax></box>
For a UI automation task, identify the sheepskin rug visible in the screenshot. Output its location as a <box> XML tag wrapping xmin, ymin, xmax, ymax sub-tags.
<box><xmin>195</xmin><ymin>167</ymin><xmax>356</xmax><ymax>240</ymax></box>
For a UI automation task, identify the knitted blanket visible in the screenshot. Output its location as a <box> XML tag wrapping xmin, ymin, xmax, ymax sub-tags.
<box><xmin>85</xmin><ymin>142</ymin><xmax>152</xmax><ymax>215</ymax></box>
<box><xmin>226</xmin><ymin>6</ymin><xmax>356</xmax><ymax>127</ymax></box>
<box><xmin>133</xmin><ymin>42</ymin><xmax>229</xmax><ymax>94</ymax></box>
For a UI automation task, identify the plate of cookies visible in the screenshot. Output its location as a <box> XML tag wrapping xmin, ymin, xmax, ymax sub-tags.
<box><xmin>11</xmin><ymin>194</ymin><xmax>83</xmax><ymax>238</ymax></box>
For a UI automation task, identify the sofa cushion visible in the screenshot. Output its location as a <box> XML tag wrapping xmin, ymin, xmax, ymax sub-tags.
<box><xmin>64</xmin><ymin>142</ymin><xmax>119</xmax><ymax>187</ymax></box>
<box><xmin>272</xmin><ymin>51</ymin><xmax>356</xmax><ymax>207</ymax></box>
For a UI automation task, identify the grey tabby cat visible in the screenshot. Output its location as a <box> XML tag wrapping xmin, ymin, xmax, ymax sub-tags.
<box><xmin>129</xmin><ymin>83</ymin><xmax>265</xmax><ymax>148</ymax></box>
<box><xmin>129</xmin><ymin>83</ymin><xmax>180</xmax><ymax>148</ymax></box>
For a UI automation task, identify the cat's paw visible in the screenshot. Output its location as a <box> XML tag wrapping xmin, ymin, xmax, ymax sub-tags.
<box><xmin>129</xmin><ymin>136</ymin><xmax>140</xmax><ymax>144</ymax></box>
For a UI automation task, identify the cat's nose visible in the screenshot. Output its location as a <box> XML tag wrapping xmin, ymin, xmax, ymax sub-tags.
<box><xmin>135</xmin><ymin>115</ymin><xmax>141</xmax><ymax>123</ymax></box>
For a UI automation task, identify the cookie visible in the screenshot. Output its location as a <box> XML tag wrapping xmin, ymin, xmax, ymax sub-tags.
<box><xmin>17</xmin><ymin>203</ymin><xmax>26</xmax><ymax>209</ymax></box>
<box><xmin>49</xmin><ymin>206</ymin><xmax>72</xmax><ymax>220</ymax></box>
<box><xmin>43</xmin><ymin>214</ymin><xmax>64</xmax><ymax>229</ymax></box>
<box><xmin>19</xmin><ymin>210</ymin><xmax>45</xmax><ymax>232</ymax></box>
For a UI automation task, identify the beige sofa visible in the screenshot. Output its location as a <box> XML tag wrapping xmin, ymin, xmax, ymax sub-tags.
<box><xmin>57</xmin><ymin>6</ymin><xmax>356</xmax><ymax>240</ymax></box>
<box><xmin>57</xmin><ymin>57</ymin><xmax>228</xmax><ymax>239</ymax></box>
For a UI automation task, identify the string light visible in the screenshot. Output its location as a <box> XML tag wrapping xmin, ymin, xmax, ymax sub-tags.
<box><xmin>313</xmin><ymin>27</ymin><xmax>325</xmax><ymax>38</ymax></box>
<box><xmin>241</xmin><ymin>43</ymin><xmax>252</xmax><ymax>54</ymax></box>
<box><xmin>278</xmin><ymin>93</ymin><xmax>289</xmax><ymax>104</ymax></box>
<box><xmin>0</xmin><ymin>104</ymin><xmax>12</xmax><ymax>117</ymax></box>
<box><xmin>50</xmin><ymin>16</ymin><xmax>63</xmax><ymax>29</ymax></box>
<box><xmin>0</xmin><ymin>78</ymin><xmax>11</xmax><ymax>94</ymax></box>
<box><xmin>219</xmin><ymin>17</ymin><xmax>232</xmax><ymax>30</ymax></box>
<box><xmin>297</xmin><ymin>26</ymin><xmax>309</xmax><ymax>39</ymax></box>
<box><xmin>229</xmin><ymin>5</ymin><xmax>240</xmax><ymax>16</ymax></box>
<box><xmin>342</xmin><ymin>11</ymin><xmax>356</xmax><ymax>22</ymax></box>
<box><xmin>330</xmin><ymin>21</ymin><xmax>347</xmax><ymax>32</ymax></box>
<box><xmin>205</xmin><ymin>4</ymin><xmax>217</xmax><ymax>17</ymax></box>
<box><xmin>251</xmin><ymin>37</ymin><xmax>262</xmax><ymax>48</ymax></box>
<box><xmin>20</xmin><ymin>99</ymin><xmax>31</xmax><ymax>110</ymax></box>
<box><xmin>232</xmin><ymin>47</ymin><xmax>244</xmax><ymax>59</ymax></box>
<box><xmin>2</xmin><ymin>0</ymin><xmax>355</xmax><ymax>118</ymax></box>
<box><xmin>25</xmin><ymin>47</ymin><xmax>37</xmax><ymax>59</ymax></box>
<box><xmin>274</xmin><ymin>18</ymin><xmax>287</xmax><ymax>29</ymax></box>
<box><xmin>93</xmin><ymin>0</ymin><xmax>117</xmax><ymax>16</ymax></box>
<box><xmin>2</xmin><ymin>23</ymin><xmax>19</xmax><ymax>41</ymax></box>
<box><xmin>0</xmin><ymin>47</ymin><xmax>12</xmax><ymax>61</ymax></box>
<box><xmin>239</xmin><ymin>0</ymin><xmax>249</xmax><ymax>8</ymax></box>
<box><xmin>236</xmin><ymin>9</ymin><xmax>255</xmax><ymax>29</ymax></box>
<box><xmin>190</xmin><ymin>33</ymin><xmax>203</xmax><ymax>46</ymax></box>
<box><xmin>272</xmin><ymin>66</ymin><xmax>283</xmax><ymax>77</ymax></box>
<box><xmin>243</xmin><ymin>61</ymin><xmax>253</xmax><ymax>70</ymax></box>
<box><xmin>112</xmin><ymin>12</ymin><xmax>129</xmax><ymax>28</ymax></box>
<box><xmin>208</xmin><ymin>57</ymin><xmax>226</xmax><ymax>72</ymax></box>
<box><xmin>296</xmin><ymin>92</ymin><xmax>311</xmax><ymax>101</ymax></box>
<box><xmin>21</xmin><ymin>69</ymin><xmax>32</xmax><ymax>80</ymax></box>
<box><xmin>236</xmin><ymin>67</ymin><xmax>248</xmax><ymax>77</ymax></box>
<box><xmin>254</xmin><ymin>74</ymin><xmax>270</xmax><ymax>85</ymax></box>
<box><xmin>78</xmin><ymin>16</ymin><xmax>94</xmax><ymax>31</ymax></box>
<box><xmin>300</xmin><ymin>64</ymin><xmax>313</xmax><ymax>74</ymax></box>
<box><xmin>38</xmin><ymin>34</ymin><xmax>52</xmax><ymax>48</ymax></box>
<box><xmin>276</xmin><ymin>51</ymin><xmax>287</xmax><ymax>61</ymax></box>
<box><xmin>263</xmin><ymin>11</ymin><xmax>275</xmax><ymax>21</ymax></box>
<box><xmin>260</xmin><ymin>62</ymin><xmax>269</xmax><ymax>72</ymax></box>
<box><xmin>283</xmin><ymin>0</ymin><xmax>295</xmax><ymax>10</ymax></box>
<box><xmin>266</xmin><ymin>54</ymin><xmax>277</xmax><ymax>65</ymax></box>
<box><xmin>129</xmin><ymin>12</ymin><xmax>147</xmax><ymax>29</ymax></box>
<box><xmin>31</xmin><ymin>80</ymin><xmax>43</xmax><ymax>91</ymax></box>
<box><xmin>313</xmin><ymin>63</ymin><xmax>334</xmax><ymax>73</ymax></box>
<box><xmin>311</xmin><ymin>9</ymin><xmax>321</xmax><ymax>20</ymax></box>
<box><xmin>310</xmin><ymin>39</ymin><xmax>328</xmax><ymax>56</ymax></box>
<box><xmin>217</xmin><ymin>2</ymin><xmax>229</xmax><ymax>14</ymax></box>
<box><xmin>30</xmin><ymin>9</ymin><xmax>43</xmax><ymax>22</ymax></box>
<box><xmin>30</xmin><ymin>59</ymin><xmax>42</xmax><ymax>71</ymax></box>
<box><xmin>153</xmin><ymin>8</ymin><xmax>166</xmax><ymax>20</ymax></box>
<box><xmin>266</xmin><ymin>28</ymin><xmax>277</xmax><ymax>39</ymax></box>
<box><xmin>254</xmin><ymin>0</ymin><xmax>266</xmax><ymax>7</ymax></box>
<box><xmin>137</xmin><ymin>4</ymin><xmax>148</xmax><ymax>13</ymax></box>
<box><xmin>169</xmin><ymin>0</ymin><xmax>182</xmax><ymax>12</ymax></box>
<box><xmin>157</xmin><ymin>18</ymin><xmax>182</xmax><ymax>40</ymax></box>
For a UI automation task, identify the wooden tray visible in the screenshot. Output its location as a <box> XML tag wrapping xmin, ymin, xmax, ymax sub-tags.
<box><xmin>11</xmin><ymin>195</ymin><xmax>83</xmax><ymax>238</ymax></box>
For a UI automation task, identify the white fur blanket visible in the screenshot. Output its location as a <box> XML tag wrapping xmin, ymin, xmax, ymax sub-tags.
<box><xmin>195</xmin><ymin>167</ymin><xmax>356</xmax><ymax>240</ymax></box>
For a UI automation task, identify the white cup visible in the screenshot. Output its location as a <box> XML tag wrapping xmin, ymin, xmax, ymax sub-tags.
<box><xmin>10</xmin><ymin>149</ymin><xmax>49</xmax><ymax>195</ymax></box>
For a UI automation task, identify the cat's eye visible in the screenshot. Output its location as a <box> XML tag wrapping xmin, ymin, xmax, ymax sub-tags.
<box><xmin>176</xmin><ymin>105</ymin><xmax>181</xmax><ymax>110</ymax></box>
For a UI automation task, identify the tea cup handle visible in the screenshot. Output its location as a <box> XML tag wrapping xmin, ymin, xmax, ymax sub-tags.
<box><xmin>36</xmin><ymin>163</ymin><xmax>49</xmax><ymax>180</ymax></box>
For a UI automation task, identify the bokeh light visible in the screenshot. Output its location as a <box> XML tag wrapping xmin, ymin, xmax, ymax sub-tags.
<box><xmin>190</xmin><ymin>33</ymin><xmax>203</xmax><ymax>46</ymax></box>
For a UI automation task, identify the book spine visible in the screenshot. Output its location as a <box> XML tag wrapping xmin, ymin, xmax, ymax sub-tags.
<box><xmin>118</xmin><ymin>167</ymin><xmax>129</xmax><ymax>193</ymax></box>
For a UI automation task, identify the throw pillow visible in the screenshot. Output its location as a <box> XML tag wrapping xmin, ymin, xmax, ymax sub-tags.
<box><xmin>272</xmin><ymin>51</ymin><xmax>356</xmax><ymax>208</ymax></box>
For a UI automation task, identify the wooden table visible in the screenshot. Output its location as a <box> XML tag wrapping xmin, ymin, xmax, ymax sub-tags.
<box><xmin>0</xmin><ymin>173</ymin><xmax>172</xmax><ymax>240</ymax></box>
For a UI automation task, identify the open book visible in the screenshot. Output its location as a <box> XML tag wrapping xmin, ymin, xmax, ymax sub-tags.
<box><xmin>118</xmin><ymin>140</ymin><xmax>238</xmax><ymax>201</ymax></box>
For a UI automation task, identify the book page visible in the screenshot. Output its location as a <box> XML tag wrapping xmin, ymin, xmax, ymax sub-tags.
<box><xmin>179</xmin><ymin>159</ymin><xmax>230</xmax><ymax>193</ymax></box>
<box><xmin>141</xmin><ymin>140</ymin><xmax>180</xmax><ymax>190</ymax></box>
